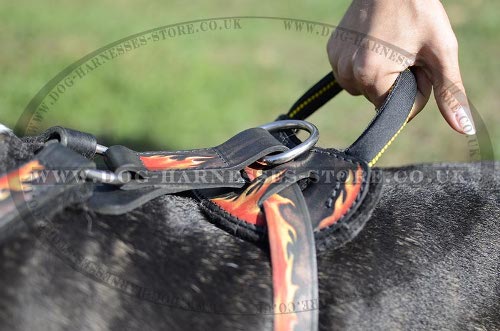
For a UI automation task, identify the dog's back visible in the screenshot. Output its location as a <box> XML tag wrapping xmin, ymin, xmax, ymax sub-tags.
<box><xmin>0</xmin><ymin>134</ymin><xmax>498</xmax><ymax>331</ymax></box>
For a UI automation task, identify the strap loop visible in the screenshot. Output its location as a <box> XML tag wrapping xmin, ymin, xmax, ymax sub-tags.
<box><xmin>43</xmin><ymin>126</ymin><xmax>98</xmax><ymax>159</ymax></box>
<box><xmin>258</xmin><ymin>120</ymin><xmax>319</xmax><ymax>165</ymax></box>
<box><xmin>284</xmin><ymin>69</ymin><xmax>417</xmax><ymax>166</ymax></box>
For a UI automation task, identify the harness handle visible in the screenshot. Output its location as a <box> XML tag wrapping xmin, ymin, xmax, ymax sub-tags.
<box><xmin>285</xmin><ymin>69</ymin><xmax>417</xmax><ymax>166</ymax></box>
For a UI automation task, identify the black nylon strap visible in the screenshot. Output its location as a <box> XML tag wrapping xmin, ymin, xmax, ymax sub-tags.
<box><xmin>283</xmin><ymin>69</ymin><xmax>417</xmax><ymax>166</ymax></box>
<box><xmin>287</xmin><ymin>72</ymin><xmax>343</xmax><ymax>120</ymax></box>
<box><xmin>345</xmin><ymin>69</ymin><xmax>417</xmax><ymax>165</ymax></box>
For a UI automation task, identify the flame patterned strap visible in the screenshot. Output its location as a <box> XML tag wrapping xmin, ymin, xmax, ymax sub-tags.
<box><xmin>86</xmin><ymin>128</ymin><xmax>292</xmax><ymax>215</ymax></box>
<box><xmin>194</xmin><ymin>149</ymin><xmax>379</xmax><ymax>331</ymax></box>
<box><xmin>196</xmin><ymin>147</ymin><xmax>379</xmax><ymax>249</ymax></box>
<box><xmin>262</xmin><ymin>183</ymin><xmax>318</xmax><ymax>331</ymax></box>
<box><xmin>0</xmin><ymin>143</ymin><xmax>95</xmax><ymax>241</ymax></box>
<box><xmin>101</xmin><ymin>127</ymin><xmax>287</xmax><ymax>191</ymax></box>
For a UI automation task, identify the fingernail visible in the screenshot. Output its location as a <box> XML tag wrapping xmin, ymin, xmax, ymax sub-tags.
<box><xmin>455</xmin><ymin>106</ymin><xmax>476</xmax><ymax>135</ymax></box>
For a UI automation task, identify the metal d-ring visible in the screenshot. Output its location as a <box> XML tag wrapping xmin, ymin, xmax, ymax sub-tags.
<box><xmin>258</xmin><ymin>120</ymin><xmax>319</xmax><ymax>165</ymax></box>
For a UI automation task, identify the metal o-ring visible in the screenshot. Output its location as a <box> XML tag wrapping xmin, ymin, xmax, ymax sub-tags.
<box><xmin>258</xmin><ymin>120</ymin><xmax>319</xmax><ymax>165</ymax></box>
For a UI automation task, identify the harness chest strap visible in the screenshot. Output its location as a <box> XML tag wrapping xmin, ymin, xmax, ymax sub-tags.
<box><xmin>262</xmin><ymin>183</ymin><xmax>318</xmax><ymax>331</ymax></box>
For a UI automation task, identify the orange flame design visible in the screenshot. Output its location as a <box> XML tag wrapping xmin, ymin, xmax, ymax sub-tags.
<box><xmin>243</xmin><ymin>166</ymin><xmax>263</xmax><ymax>181</ymax></box>
<box><xmin>140</xmin><ymin>155</ymin><xmax>213</xmax><ymax>170</ymax></box>
<box><xmin>0</xmin><ymin>160</ymin><xmax>43</xmax><ymax>201</ymax></box>
<box><xmin>263</xmin><ymin>194</ymin><xmax>299</xmax><ymax>331</ymax></box>
<box><xmin>316</xmin><ymin>165</ymin><xmax>363</xmax><ymax>230</ymax></box>
<box><xmin>211</xmin><ymin>170</ymin><xmax>285</xmax><ymax>226</ymax></box>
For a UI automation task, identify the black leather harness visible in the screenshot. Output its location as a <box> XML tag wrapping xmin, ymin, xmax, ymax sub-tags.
<box><xmin>0</xmin><ymin>70</ymin><xmax>416</xmax><ymax>331</ymax></box>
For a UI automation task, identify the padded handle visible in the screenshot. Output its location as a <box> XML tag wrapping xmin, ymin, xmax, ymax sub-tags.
<box><xmin>345</xmin><ymin>69</ymin><xmax>417</xmax><ymax>165</ymax></box>
<box><xmin>286</xmin><ymin>69</ymin><xmax>417</xmax><ymax>166</ymax></box>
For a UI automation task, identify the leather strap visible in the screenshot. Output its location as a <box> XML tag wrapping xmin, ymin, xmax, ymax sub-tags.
<box><xmin>262</xmin><ymin>183</ymin><xmax>318</xmax><ymax>331</ymax></box>
<box><xmin>105</xmin><ymin>127</ymin><xmax>287</xmax><ymax>173</ymax></box>
<box><xmin>87</xmin><ymin>128</ymin><xmax>289</xmax><ymax>213</ymax></box>
<box><xmin>0</xmin><ymin>143</ymin><xmax>95</xmax><ymax>242</ymax></box>
<box><xmin>197</xmin><ymin>165</ymin><xmax>319</xmax><ymax>331</ymax></box>
<box><xmin>196</xmin><ymin>146</ymin><xmax>374</xmax><ymax>247</ymax></box>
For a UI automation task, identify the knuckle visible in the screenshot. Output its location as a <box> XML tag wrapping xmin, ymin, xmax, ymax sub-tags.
<box><xmin>439</xmin><ymin>34</ymin><xmax>459</xmax><ymax>54</ymax></box>
<box><xmin>326</xmin><ymin>40</ymin><xmax>336</xmax><ymax>60</ymax></box>
<box><xmin>335</xmin><ymin>57</ymin><xmax>354</xmax><ymax>83</ymax></box>
<box><xmin>342</xmin><ymin>85</ymin><xmax>362</xmax><ymax>96</ymax></box>
<box><xmin>335</xmin><ymin>69</ymin><xmax>359</xmax><ymax>95</ymax></box>
<box><xmin>352</xmin><ymin>56</ymin><xmax>382</xmax><ymax>98</ymax></box>
<box><xmin>352</xmin><ymin>63</ymin><xmax>376</xmax><ymax>88</ymax></box>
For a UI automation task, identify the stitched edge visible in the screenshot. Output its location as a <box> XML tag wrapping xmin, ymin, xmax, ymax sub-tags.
<box><xmin>308</xmin><ymin>149</ymin><xmax>369</xmax><ymax>233</ymax></box>
<box><xmin>289</xmin><ymin>80</ymin><xmax>337</xmax><ymax>118</ymax></box>
<box><xmin>195</xmin><ymin>148</ymin><xmax>369</xmax><ymax>239</ymax></box>
<box><xmin>344</xmin><ymin>68</ymin><xmax>413</xmax><ymax>160</ymax></box>
<box><xmin>138</xmin><ymin>148</ymin><xmax>227</xmax><ymax>169</ymax></box>
<box><xmin>211</xmin><ymin>147</ymin><xmax>230</xmax><ymax>167</ymax></box>
<box><xmin>193</xmin><ymin>190</ymin><xmax>267</xmax><ymax>241</ymax></box>
<box><xmin>364</xmin><ymin>70</ymin><xmax>412</xmax><ymax>167</ymax></box>
<box><xmin>368</xmin><ymin>109</ymin><xmax>412</xmax><ymax>167</ymax></box>
<box><xmin>315</xmin><ymin>177</ymin><xmax>383</xmax><ymax>251</ymax></box>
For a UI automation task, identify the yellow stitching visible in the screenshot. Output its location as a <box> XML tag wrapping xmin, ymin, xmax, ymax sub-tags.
<box><xmin>368</xmin><ymin>70</ymin><xmax>413</xmax><ymax>166</ymax></box>
<box><xmin>289</xmin><ymin>80</ymin><xmax>337</xmax><ymax>118</ymax></box>
<box><xmin>368</xmin><ymin>107</ymin><xmax>414</xmax><ymax>167</ymax></box>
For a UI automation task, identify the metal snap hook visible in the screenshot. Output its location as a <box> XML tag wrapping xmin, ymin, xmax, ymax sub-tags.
<box><xmin>80</xmin><ymin>168</ymin><xmax>130</xmax><ymax>185</ymax></box>
<box><xmin>95</xmin><ymin>144</ymin><xmax>108</xmax><ymax>155</ymax></box>
<box><xmin>258</xmin><ymin>120</ymin><xmax>319</xmax><ymax>165</ymax></box>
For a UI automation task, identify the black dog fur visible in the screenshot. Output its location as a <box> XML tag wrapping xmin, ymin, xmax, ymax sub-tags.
<box><xmin>0</xmin><ymin>131</ymin><xmax>499</xmax><ymax>331</ymax></box>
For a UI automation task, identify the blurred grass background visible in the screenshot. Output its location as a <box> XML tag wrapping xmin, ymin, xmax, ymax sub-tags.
<box><xmin>0</xmin><ymin>0</ymin><xmax>498</xmax><ymax>166</ymax></box>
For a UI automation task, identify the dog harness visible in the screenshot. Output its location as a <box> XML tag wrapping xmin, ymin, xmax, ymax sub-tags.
<box><xmin>0</xmin><ymin>70</ymin><xmax>416</xmax><ymax>331</ymax></box>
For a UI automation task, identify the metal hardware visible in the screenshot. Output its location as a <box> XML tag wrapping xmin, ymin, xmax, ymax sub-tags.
<box><xmin>258</xmin><ymin>120</ymin><xmax>319</xmax><ymax>165</ymax></box>
<box><xmin>95</xmin><ymin>144</ymin><xmax>108</xmax><ymax>155</ymax></box>
<box><xmin>81</xmin><ymin>169</ymin><xmax>130</xmax><ymax>185</ymax></box>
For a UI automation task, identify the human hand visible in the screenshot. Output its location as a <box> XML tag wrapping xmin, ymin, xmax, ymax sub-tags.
<box><xmin>327</xmin><ymin>0</ymin><xmax>475</xmax><ymax>135</ymax></box>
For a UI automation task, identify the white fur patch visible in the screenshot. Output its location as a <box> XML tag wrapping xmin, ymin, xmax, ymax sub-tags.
<box><xmin>0</xmin><ymin>123</ymin><xmax>12</xmax><ymax>134</ymax></box>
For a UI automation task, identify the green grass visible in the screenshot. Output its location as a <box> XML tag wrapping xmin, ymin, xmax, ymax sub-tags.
<box><xmin>0</xmin><ymin>0</ymin><xmax>498</xmax><ymax>166</ymax></box>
